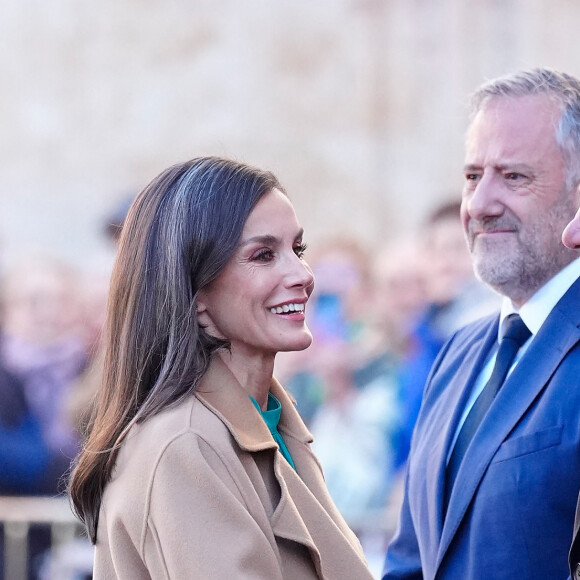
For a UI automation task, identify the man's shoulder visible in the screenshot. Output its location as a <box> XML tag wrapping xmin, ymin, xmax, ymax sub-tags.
<box><xmin>424</xmin><ymin>313</ymin><xmax>498</xmax><ymax>387</ymax></box>
<box><xmin>449</xmin><ymin>312</ymin><xmax>498</xmax><ymax>346</ymax></box>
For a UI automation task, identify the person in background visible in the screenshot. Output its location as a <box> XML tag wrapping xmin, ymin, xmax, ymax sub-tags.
<box><xmin>69</xmin><ymin>157</ymin><xmax>375</xmax><ymax>580</ymax></box>
<box><xmin>66</xmin><ymin>195</ymin><xmax>132</xmax><ymax>441</ymax></box>
<box><xmin>0</xmin><ymin>249</ymin><xmax>78</xmax><ymax>579</ymax></box>
<box><xmin>0</xmin><ymin>362</ymin><xmax>50</xmax><ymax>494</ymax></box>
<box><xmin>384</xmin><ymin>68</ymin><xmax>580</xmax><ymax>579</ymax></box>
<box><xmin>372</xmin><ymin>237</ymin><xmax>427</xmax><ymax>358</ymax></box>
<box><xmin>392</xmin><ymin>200</ymin><xmax>500</xmax><ymax>472</ymax></box>
<box><xmin>0</xmin><ymin>311</ymin><xmax>52</xmax><ymax>580</ymax></box>
<box><xmin>1</xmin><ymin>256</ymin><xmax>87</xmax><ymax>490</ymax></box>
<box><xmin>309</xmin><ymin>239</ymin><xmax>401</xmax><ymax>516</ymax></box>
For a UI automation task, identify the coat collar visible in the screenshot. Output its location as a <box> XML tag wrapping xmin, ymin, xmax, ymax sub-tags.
<box><xmin>195</xmin><ymin>355</ymin><xmax>313</xmax><ymax>453</ymax></box>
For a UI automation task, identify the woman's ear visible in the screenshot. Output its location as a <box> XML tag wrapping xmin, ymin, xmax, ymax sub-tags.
<box><xmin>196</xmin><ymin>290</ymin><xmax>215</xmax><ymax>333</ymax></box>
<box><xmin>196</xmin><ymin>296</ymin><xmax>207</xmax><ymax>315</ymax></box>
<box><xmin>196</xmin><ymin>289</ymin><xmax>209</xmax><ymax>317</ymax></box>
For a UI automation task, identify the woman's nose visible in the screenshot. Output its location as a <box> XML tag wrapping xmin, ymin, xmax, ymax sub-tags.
<box><xmin>288</xmin><ymin>255</ymin><xmax>315</xmax><ymax>290</ymax></box>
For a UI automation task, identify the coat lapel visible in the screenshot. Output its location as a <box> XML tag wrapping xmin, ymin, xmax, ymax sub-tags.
<box><xmin>270</xmin><ymin>379</ymin><xmax>372</xmax><ymax>578</ymax></box>
<box><xmin>270</xmin><ymin>447</ymin><xmax>372</xmax><ymax>579</ymax></box>
<box><xmin>438</xmin><ymin>279</ymin><xmax>580</xmax><ymax>567</ymax></box>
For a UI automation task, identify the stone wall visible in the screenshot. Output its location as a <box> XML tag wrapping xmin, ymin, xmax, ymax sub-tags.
<box><xmin>2</xmin><ymin>0</ymin><xmax>580</xmax><ymax>268</ymax></box>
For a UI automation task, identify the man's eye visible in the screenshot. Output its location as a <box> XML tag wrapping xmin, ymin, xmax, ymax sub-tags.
<box><xmin>505</xmin><ymin>172</ymin><xmax>524</xmax><ymax>180</ymax></box>
<box><xmin>465</xmin><ymin>173</ymin><xmax>479</xmax><ymax>181</ymax></box>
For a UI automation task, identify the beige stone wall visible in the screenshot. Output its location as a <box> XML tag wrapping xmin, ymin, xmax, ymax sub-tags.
<box><xmin>2</xmin><ymin>0</ymin><xmax>580</xmax><ymax>268</ymax></box>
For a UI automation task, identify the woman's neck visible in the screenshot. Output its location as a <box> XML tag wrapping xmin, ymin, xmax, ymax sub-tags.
<box><xmin>218</xmin><ymin>349</ymin><xmax>275</xmax><ymax>410</ymax></box>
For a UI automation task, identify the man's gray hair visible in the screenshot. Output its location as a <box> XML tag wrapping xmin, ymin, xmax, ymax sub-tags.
<box><xmin>470</xmin><ymin>68</ymin><xmax>580</xmax><ymax>190</ymax></box>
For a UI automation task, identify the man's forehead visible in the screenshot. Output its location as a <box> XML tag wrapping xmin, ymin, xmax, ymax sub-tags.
<box><xmin>465</xmin><ymin>95</ymin><xmax>562</xmax><ymax>159</ymax></box>
<box><xmin>471</xmin><ymin>93</ymin><xmax>561</xmax><ymax>129</ymax></box>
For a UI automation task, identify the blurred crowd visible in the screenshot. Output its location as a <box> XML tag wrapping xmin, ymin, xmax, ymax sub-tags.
<box><xmin>0</xmin><ymin>197</ymin><xmax>501</xmax><ymax>577</ymax></box>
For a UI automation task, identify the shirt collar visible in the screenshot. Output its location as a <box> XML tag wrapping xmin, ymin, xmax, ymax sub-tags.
<box><xmin>250</xmin><ymin>393</ymin><xmax>282</xmax><ymax>432</ymax></box>
<box><xmin>499</xmin><ymin>257</ymin><xmax>580</xmax><ymax>341</ymax></box>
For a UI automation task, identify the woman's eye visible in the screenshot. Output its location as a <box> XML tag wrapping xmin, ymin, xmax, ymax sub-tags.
<box><xmin>294</xmin><ymin>242</ymin><xmax>308</xmax><ymax>258</ymax></box>
<box><xmin>252</xmin><ymin>249</ymin><xmax>275</xmax><ymax>262</ymax></box>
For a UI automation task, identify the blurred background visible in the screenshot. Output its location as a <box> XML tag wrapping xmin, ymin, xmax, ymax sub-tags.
<box><xmin>1</xmin><ymin>0</ymin><xmax>580</xmax><ymax>578</ymax></box>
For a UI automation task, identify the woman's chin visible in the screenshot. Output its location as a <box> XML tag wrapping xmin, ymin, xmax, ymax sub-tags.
<box><xmin>283</xmin><ymin>332</ymin><xmax>313</xmax><ymax>353</ymax></box>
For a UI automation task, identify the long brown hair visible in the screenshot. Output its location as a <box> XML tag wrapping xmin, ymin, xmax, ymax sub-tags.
<box><xmin>69</xmin><ymin>157</ymin><xmax>282</xmax><ymax>542</ymax></box>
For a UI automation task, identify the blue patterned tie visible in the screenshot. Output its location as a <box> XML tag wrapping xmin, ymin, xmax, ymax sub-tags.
<box><xmin>444</xmin><ymin>314</ymin><xmax>531</xmax><ymax>516</ymax></box>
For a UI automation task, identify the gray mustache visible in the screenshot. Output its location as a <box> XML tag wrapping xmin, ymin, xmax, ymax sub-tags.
<box><xmin>468</xmin><ymin>218</ymin><xmax>518</xmax><ymax>235</ymax></box>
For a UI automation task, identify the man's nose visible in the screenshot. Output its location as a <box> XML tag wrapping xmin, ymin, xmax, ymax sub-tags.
<box><xmin>464</xmin><ymin>172</ymin><xmax>504</xmax><ymax>221</ymax></box>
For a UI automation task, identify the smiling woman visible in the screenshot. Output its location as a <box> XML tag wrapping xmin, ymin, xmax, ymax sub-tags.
<box><xmin>68</xmin><ymin>157</ymin><xmax>374</xmax><ymax>580</ymax></box>
<box><xmin>197</xmin><ymin>189</ymin><xmax>314</xmax><ymax>379</ymax></box>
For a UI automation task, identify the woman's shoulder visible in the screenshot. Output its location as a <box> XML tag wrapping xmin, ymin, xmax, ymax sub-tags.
<box><xmin>107</xmin><ymin>391</ymin><xmax>242</xmax><ymax>494</ymax></box>
<box><xmin>97</xmin><ymin>391</ymin><xmax>251</xmax><ymax>560</ymax></box>
<box><xmin>118</xmin><ymin>391</ymin><xmax>233</xmax><ymax>470</ymax></box>
<box><xmin>100</xmin><ymin>391</ymin><xmax>238</xmax><ymax>527</ymax></box>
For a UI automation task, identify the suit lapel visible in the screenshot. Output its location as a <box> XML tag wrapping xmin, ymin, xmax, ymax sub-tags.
<box><xmin>423</xmin><ymin>318</ymin><xmax>499</xmax><ymax>544</ymax></box>
<box><xmin>438</xmin><ymin>279</ymin><xmax>580</xmax><ymax>567</ymax></box>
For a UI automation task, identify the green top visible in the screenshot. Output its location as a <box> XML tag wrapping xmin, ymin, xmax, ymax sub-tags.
<box><xmin>249</xmin><ymin>393</ymin><xmax>296</xmax><ymax>470</ymax></box>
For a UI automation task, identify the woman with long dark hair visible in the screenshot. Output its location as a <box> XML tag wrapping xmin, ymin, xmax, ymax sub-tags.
<box><xmin>69</xmin><ymin>157</ymin><xmax>374</xmax><ymax>579</ymax></box>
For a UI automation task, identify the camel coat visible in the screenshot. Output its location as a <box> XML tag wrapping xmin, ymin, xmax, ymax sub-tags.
<box><xmin>94</xmin><ymin>357</ymin><xmax>374</xmax><ymax>580</ymax></box>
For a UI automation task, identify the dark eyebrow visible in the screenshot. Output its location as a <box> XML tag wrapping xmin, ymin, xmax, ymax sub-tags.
<box><xmin>239</xmin><ymin>228</ymin><xmax>304</xmax><ymax>248</ymax></box>
<box><xmin>239</xmin><ymin>235</ymin><xmax>279</xmax><ymax>248</ymax></box>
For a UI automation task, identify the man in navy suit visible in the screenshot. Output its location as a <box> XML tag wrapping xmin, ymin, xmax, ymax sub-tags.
<box><xmin>383</xmin><ymin>68</ymin><xmax>580</xmax><ymax>580</ymax></box>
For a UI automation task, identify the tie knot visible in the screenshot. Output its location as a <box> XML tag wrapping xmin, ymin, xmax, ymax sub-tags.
<box><xmin>502</xmin><ymin>314</ymin><xmax>531</xmax><ymax>347</ymax></box>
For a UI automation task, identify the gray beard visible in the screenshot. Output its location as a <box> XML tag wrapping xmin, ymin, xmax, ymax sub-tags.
<box><xmin>473</xmin><ymin>244</ymin><xmax>575</xmax><ymax>302</ymax></box>
<box><xmin>470</xmin><ymin>196</ymin><xmax>579</xmax><ymax>302</ymax></box>
<box><xmin>472</xmin><ymin>228</ymin><xmax>578</xmax><ymax>302</ymax></box>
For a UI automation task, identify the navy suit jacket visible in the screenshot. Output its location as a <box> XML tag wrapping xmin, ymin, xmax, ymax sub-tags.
<box><xmin>383</xmin><ymin>277</ymin><xmax>580</xmax><ymax>580</ymax></box>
